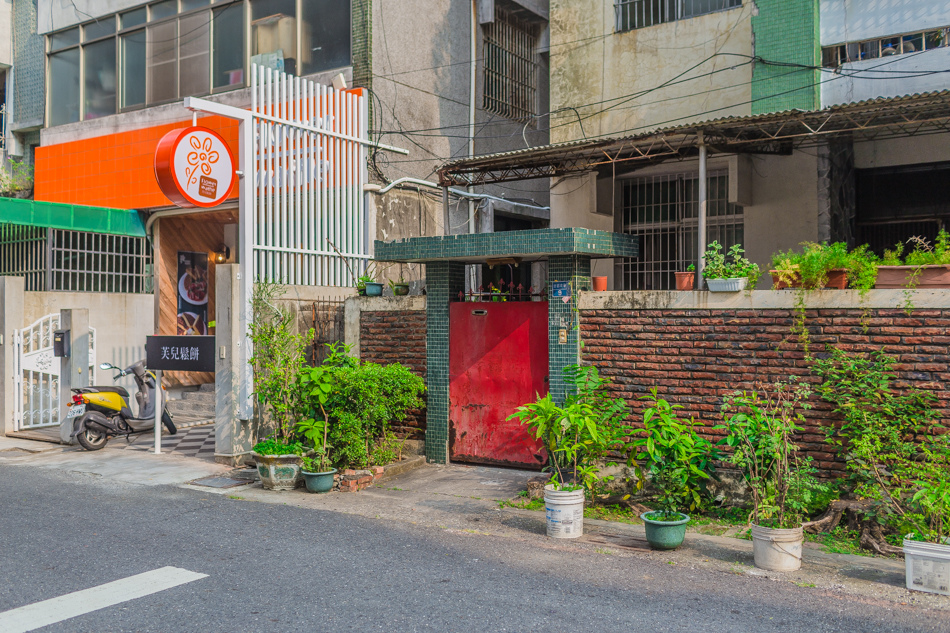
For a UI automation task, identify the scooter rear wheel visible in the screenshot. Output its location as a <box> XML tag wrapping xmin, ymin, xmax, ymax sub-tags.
<box><xmin>76</xmin><ymin>428</ymin><xmax>108</xmax><ymax>451</ymax></box>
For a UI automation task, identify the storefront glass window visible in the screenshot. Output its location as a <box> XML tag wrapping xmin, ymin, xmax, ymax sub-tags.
<box><xmin>213</xmin><ymin>4</ymin><xmax>245</xmax><ymax>88</ymax></box>
<box><xmin>147</xmin><ymin>21</ymin><xmax>178</xmax><ymax>104</ymax></box>
<box><xmin>83</xmin><ymin>39</ymin><xmax>117</xmax><ymax>119</ymax></box>
<box><xmin>301</xmin><ymin>0</ymin><xmax>351</xmax><ymax>75</ymax></box>
<box><xmin>179</xmin><ymin>13</ymin><xmax>210</xmax><ymax>97</ymax></box>
<box><xmin>251</xmin><ymin>0</ymin><xmax>297</xmax><ymax>74</ymax></box>
<box><xmin>121</xmin><ymin>31</ymin><xmax>147</xmax><ymax>108</ymax></box>
<box><xmin>49</xmin><ymin>49</ymin><xmax>81</xmax><ymax>126</ymax></box>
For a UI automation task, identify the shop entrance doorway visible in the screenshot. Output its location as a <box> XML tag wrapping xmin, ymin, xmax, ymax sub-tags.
<box><xmin>448</xmin><ymin>302</ymin><xmax>548</xmax><ymax>468</ymax></box>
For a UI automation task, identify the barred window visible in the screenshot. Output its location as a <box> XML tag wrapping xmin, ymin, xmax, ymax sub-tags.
<box><xmin>0</xmin><ymin>226</ymin><xmax>152</xmax><ymax>293</ymax></box>
<box><xmin>483</xmin><ymin>7</ymin><xmax>539</xmax><ymax>121</ymax></box>
<box><xmin>615</xmin><ymin>0</ymin><xmax>742</xmax><ymax>33</ymax></box>
<box><xmin>619</xmin><ymin>171</ymin><xmax>744</xmax><ymax>290</ymax></box>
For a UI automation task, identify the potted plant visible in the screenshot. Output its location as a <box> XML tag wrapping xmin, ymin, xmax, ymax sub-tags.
<box><xmin>702</xmin><ymin>242</ymin><xmax>760</xmax><ymax>292</ymax></box>
<box><xmin>389</xmin><ymin>277</ymin><xmax>410</xmax><ymax>296</ymax></box>
<box><xmin>769</xmin><ymin>242</ymin><xmax>878</xmax><ymax>291</ymax></box>
<box><xmin>674</xmin><ymin>264</ymin><xmax>695</xmax><ymax>291</ymax></box>
<box><xmin>248</xmin><ymin>280</ymin><xmax>314</xmax><ymax>491</ymax></box>
<box><xmin>357</xmin><ymin>274</ymin><xmax>383</xmax><ymax>296</ymax></box>
<box><xmin>508</xmin><ymin>365</ymin><xmax>630</xmax><ymax>539</ymax></box>
<box><xmin>716</xmin><ymin>380</ymin><xmax>829</xmax><ymax>571</ymax></box>
<box><xmin>631</xmin><ymin>389</ymin><xmax>718</xmax><ymax>550</ymax></box>
<box><xmin>297</xmin><ymin>364</ymin><xmax>337</xmax><ymax>493</ymax></box>
<box><xmin>876</xmin><ymin>231</ymin><xmax>950</xmax><ymax>289</ymax></box>
<box><xmin>901</xmin><ymin>435</ymin><xmax>950</xmax><ymax>595</ymax></box>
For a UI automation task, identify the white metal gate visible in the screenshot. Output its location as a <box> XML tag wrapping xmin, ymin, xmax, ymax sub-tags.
<box><xmin>13</xmin><ymin>314</ymin><xmax>96</xmax><ymax>430</ymax></box>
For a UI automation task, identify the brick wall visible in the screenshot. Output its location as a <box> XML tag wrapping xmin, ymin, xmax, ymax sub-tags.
<box><xmin>580</xmin><ymin>306</ymin><xmax>950</xmax><ymax>475</ymax></box>
<box><xmin>360</xmin><ymin>310</ymin><xmax>427</xmax><ymax>440</ymax></box>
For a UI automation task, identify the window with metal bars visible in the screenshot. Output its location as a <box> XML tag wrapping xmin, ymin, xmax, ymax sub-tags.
<box><xmin>619</xmin><ymin>171</ymin><xmax>744</xmax><ymax>290</ymax></box>
<box><xmin>0</xmin><ymin>224</ymin><xmax>48</xmax><ymax>290</ymax></box>
<box><xmin>0</xmin><ymin>226</ymin><xmax>152</xmax><ymax>292</ymax></box>
<box><xmin>483</xmin><ymin>6</ymin><xmax>539</xmax><ymax>121</ymax></box>
<box><xmin>50</xmin><ymin>230</ymin><xmax>152</xmax><ymax>293</ymax></box>
<box><xmin>615</xmin><ymin>0</ymin><xmax>742</xmax><ymax>32</ymax></box>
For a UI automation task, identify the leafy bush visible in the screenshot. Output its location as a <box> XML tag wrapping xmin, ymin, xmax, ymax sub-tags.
<box><xmin>249</xmin><ymin>280</ymin><xmax>313</xmax><ymax>443</ymax></box>
<box><xmin>252</xmin><ymin>437</ymin><xmax>305</xmax><ymax>457</ymax></box>
<box><xmin>508</xmin><ymin>365</ymin><xmax>630</xmax><ymax>495</ymax></box>
<box><xmin>716</xmin><ymin>381</ymin><xmax>829</xmax><ymax>529</ymax></box>
<box><xmin>318</xmin><ymin>348</ymin><xmax>425</xmax><ymax>470</ymax></box>
<box><xmin>703</xmin><ymin>242</ymin><xmax>760</xmax><ymax>286</ymax></box>
<box><xmin>811</xmin><ymin>347</ymin><xmax>947</xmax><ymax>542</ymax></box>
<box><xmin>630</xmin><ymin>389</ymin><xmax>719</xmax><ymax>519</ymax></box>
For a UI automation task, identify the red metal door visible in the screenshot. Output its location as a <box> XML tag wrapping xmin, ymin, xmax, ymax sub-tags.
<box><xmin>449</xmin><ymin>301</ymin><xmax>548</xmax><ymax>468</ymax></box>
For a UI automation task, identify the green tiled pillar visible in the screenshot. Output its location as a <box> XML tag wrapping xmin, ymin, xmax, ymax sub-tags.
<box><xmin>548</xmin><ymin>255</ymin><xmax>591</xmax><ymax>404</ymax></box>
<box><xmin>424</xmin><ymin>261</ymin><xmax>466</xmax><ymax>464</ymax></box>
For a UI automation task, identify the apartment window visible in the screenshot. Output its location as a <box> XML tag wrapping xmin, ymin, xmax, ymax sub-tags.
<box><xmin>483</xmin><ymin>6</ymin><xmax>540</xmax><ymax>121</ymax></box>
<box><xmin>48</xmin><ymin>0</ymin><xmax>351</xmax><ymax>125</ymax></box>
<box><xmin>615</xmin><ymin>0</ymin><xmax>741</xmax><ymax>32</ymax></box>
<box><xmin>619</xmin><ymin>171</ymin><xmax>743</xmax><ymax>290</ymax></box>
<box><xmin>822</xmin><ymin>28</ymin><xmax>949</xmax><ymax>68</ymax></box>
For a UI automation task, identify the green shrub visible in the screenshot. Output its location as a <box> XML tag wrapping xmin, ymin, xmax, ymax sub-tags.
<box><xmin>703</xmin><ymin>242</ymin><xmax>760</xmax><ymax>286</ymax></box>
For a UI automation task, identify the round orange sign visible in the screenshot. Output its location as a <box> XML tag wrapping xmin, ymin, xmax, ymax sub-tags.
<box><xmin>154</xmin><ymin>126</ymin><xmax>236</xmax><ymax>208</ymax></box>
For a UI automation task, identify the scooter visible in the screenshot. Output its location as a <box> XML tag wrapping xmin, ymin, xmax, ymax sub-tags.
<box><xmin>67</xmin><ymin>360</ymin><xmax>177</xmax><ymax>451</ymax></box>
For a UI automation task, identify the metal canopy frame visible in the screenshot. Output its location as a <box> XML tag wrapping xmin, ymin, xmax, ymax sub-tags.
<box><xmin>437</xmin><ymin>90</ymin><xmax>950</xmax><ymax>187</ymax></box>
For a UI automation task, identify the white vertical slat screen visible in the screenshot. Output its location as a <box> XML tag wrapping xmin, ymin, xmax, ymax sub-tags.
<box><xmin>251</xmin><ymin>63</ymin><xmax>369</xmax><ymax>287</ymax></box>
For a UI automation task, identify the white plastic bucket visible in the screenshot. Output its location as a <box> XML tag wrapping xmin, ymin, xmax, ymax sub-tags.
<box><xmin>544</xmin><ymin>484</ymin><xmax>585</xmax><ymax>539</ymax></box>
<box><xmin>903</xmin><ymin>537</ymin><xmax>950</xmax><ymax>596</ymax></box>
<box><xmin>751</xmin><ymin>524</ymin><xmax>803</xmax><ymax>571</ymax></box>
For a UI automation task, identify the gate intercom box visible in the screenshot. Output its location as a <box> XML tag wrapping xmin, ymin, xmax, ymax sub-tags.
<box><xmin>53</xmin><ymin>330</ymin><xmax>70</xmax><ymax>357</ymax></box>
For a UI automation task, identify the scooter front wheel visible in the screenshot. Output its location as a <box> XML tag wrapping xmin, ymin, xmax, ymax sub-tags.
<box><xmin>76</xmin><ymin>427</ymin><xmax>108</xmax><ymax>451</ymax></box>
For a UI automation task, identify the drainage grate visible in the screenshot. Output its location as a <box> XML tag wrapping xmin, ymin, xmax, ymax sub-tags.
<box><xmin>189</xmin><ymin>476</ymin><xmax>249</xmax><ymax>489</ymax></box>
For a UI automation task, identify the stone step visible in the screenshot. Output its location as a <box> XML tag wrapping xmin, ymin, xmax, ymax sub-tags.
<box><xmin>183</xmin><ymin>390</ymin><xmax>215</xmax><ymax>403</ymax></box>
<box><xmin>166</xmin><ymin>399</ymin><xmax>215</xmax><ymax>416</ymax></box>
<box><xmin>198</xmin><ymin>383</ymin><xmax>215</xmax><ymax>393</ymax></box>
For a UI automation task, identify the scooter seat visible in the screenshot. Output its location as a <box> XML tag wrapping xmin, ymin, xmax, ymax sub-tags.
<box><xmin>83</xmin><ymin>386</ymin><xmax>131</xmax><ymax>398</ymax></box>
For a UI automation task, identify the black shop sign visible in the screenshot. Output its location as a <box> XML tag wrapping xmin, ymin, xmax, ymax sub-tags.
<box><xmin>146</xmin><ymin>335</ymin><xmax>215</xmax><ymax>372</ymax></box>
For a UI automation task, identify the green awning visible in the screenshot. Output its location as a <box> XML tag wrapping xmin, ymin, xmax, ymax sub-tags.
<box><xmin>0</xmin><ymin>197</ymin><xmax>146</xmax><ymax>238</ymax></box>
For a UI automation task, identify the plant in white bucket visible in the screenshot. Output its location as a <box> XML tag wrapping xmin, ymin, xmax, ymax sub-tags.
<box><xmin>716</xmin><ymin>380</ymin><xmax>829</xmax><ymax>571</ymax></box>
<box><xmin>508</xmin><ymin>365</ymin><xmax>630</xmax><ymax>539</ymax></box>
<box><xmin>631</xmin><ymin>390</ymin><xmax>719</xmax><ymax>550</ymax></box>
<box><xmin>901</xmin><ymin>438</ymin><xmax>950</xmax><ymax>596</ymax></box>
<box><xmin>702</xmin><ymin>241</ymin><xmax>760</xmax><ymax>292</ymax></box>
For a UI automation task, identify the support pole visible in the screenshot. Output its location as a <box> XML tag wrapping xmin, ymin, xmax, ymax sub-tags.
<box><xmin>442</xmin><ymin>186</ymin><xmax>450</xmax><ymax>236</ymax></box>
<box><xmin>153</xmin><ymin>369</ymin><xmax>162</xmax><ymax>455</ymax></box>
<box><xmin>697</xmin><ymin>132</ymin><xmax>707</xmax><ymax>290</ymax></box>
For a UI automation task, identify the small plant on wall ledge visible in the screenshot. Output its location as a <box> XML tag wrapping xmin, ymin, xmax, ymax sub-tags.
<box><xmin>702</xmin><ymin>242</ymin><xmax>760</xmax><ymax>292</ymax></box>
<box><xmin>877</xmin><ymin>232</ymin><xmax>950</xmax><ymax>310</ymax></box>
<box><xmin>0</xmin><ymin>160</ymin><xmax>34</xmax><ymax>199</ymax></box>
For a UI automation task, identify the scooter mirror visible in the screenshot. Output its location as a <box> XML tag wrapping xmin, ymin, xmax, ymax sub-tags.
<box><xmin>99</xmin><ymin>362</ymin><xmax>114</xmax><ymax>370</ymax></box>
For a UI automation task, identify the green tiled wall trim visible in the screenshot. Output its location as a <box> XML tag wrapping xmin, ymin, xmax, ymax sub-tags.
<box><xmin>376</xmin><ymin>228</ymin><xmax>638</xmax><ymax>263</ymax></box>
<box><xmin>424</xmin><ymin>261</ymin><xmax>465</xmax><ymax>464</ymax></box>
<box><xmin>548</xmin><ymin>255</ymin><xmax>591</xmax><ymax>404</ymax></box>
<box><xmin>751</xmin><ymin>0</ymin><xmax>820</xmax><ymax>114</ymax></box>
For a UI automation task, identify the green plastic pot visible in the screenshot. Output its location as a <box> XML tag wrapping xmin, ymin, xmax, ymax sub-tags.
<box><xmin>301</xmin><ymin>468</ymin><xmax>337</xmax><ymax>493</ymax></box>
<box><xmin>365</xmin><ymin>282</ymin><xmax>383</xmax><ymax>296</ymax></box>
<box><xmin>641</xmin><ymin>511</ymin><xmax>690</xmax><ymax>550</ymax></box>
<box><xmin>392</xmin><ymin>283</ymin><xmax>410</xmax><ymax>296</ymax></box>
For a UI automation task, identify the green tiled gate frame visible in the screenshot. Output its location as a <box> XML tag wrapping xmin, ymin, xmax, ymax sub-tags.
<box><xmin>548</xmin><ymin>255</ymin><xmax>591</xmax><ymax>405</ymax></box>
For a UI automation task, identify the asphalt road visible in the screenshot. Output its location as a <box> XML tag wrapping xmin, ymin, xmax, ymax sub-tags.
<box><xmin>0</xmin><ymin>466</ymin><xmax>943</xmax><ymax>633</ymax></box>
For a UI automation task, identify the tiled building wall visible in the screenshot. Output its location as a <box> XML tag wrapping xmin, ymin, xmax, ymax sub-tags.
<box><xmin>751</xmin><ymin>0</ymin><xmax>821</xmax><ymax>113</ymax></box>
<box><xmin>580</xmin><ymin>307</ymin><xmax>950</xmax><ymax>475</ymax></box>
<box><xmin>424</xmin><ymin>261</ymin><xmax>465</xmax><ymax>463</ymax></box>
<box><xmin>548</xmin><ymin>255</ymin><xmax>590</xmax><ymax>404</ymax></box>
<box><xmin>360</xmin><ymin>310</ymin><xmax>427</xmax><ymax>440</ymax></box>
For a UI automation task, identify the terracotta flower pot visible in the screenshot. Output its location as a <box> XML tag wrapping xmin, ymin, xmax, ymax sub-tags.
<box><xmin>875</xmin><ymin>265</ymin><xmax>950</xmax><ymax>289</ymax></box>
<box><xmin>592</xmin><ymin>276</ymin><xmax>608</xmax><ymax>291</ymax></box>
<box><xmin>770</xmin><ymin>268</ymin><xmax>848</xmax><ymax>290</ymax></box>
<box><xmin>674</xmin><ymin>271</ymin><xmax>695</xmax><ymax>291</ymax></box>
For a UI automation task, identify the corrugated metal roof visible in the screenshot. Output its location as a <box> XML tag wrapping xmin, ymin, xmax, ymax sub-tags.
<box><xmin>439</xmin><ymin>90</ymin><xmax>950</xmax><ymax>186</ymax></box>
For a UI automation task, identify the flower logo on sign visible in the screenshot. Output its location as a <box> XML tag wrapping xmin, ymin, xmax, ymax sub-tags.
<box><xmin>185</xmin><ymin>136</ymin><xmax>219</xmax><ymax>190</ymax></box>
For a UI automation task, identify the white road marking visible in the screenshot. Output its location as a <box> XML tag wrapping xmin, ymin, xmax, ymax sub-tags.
<box><xmin>0</xmin><ymin>566</ymin><xmax>208</xmax><ymax>633</ymax></box>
